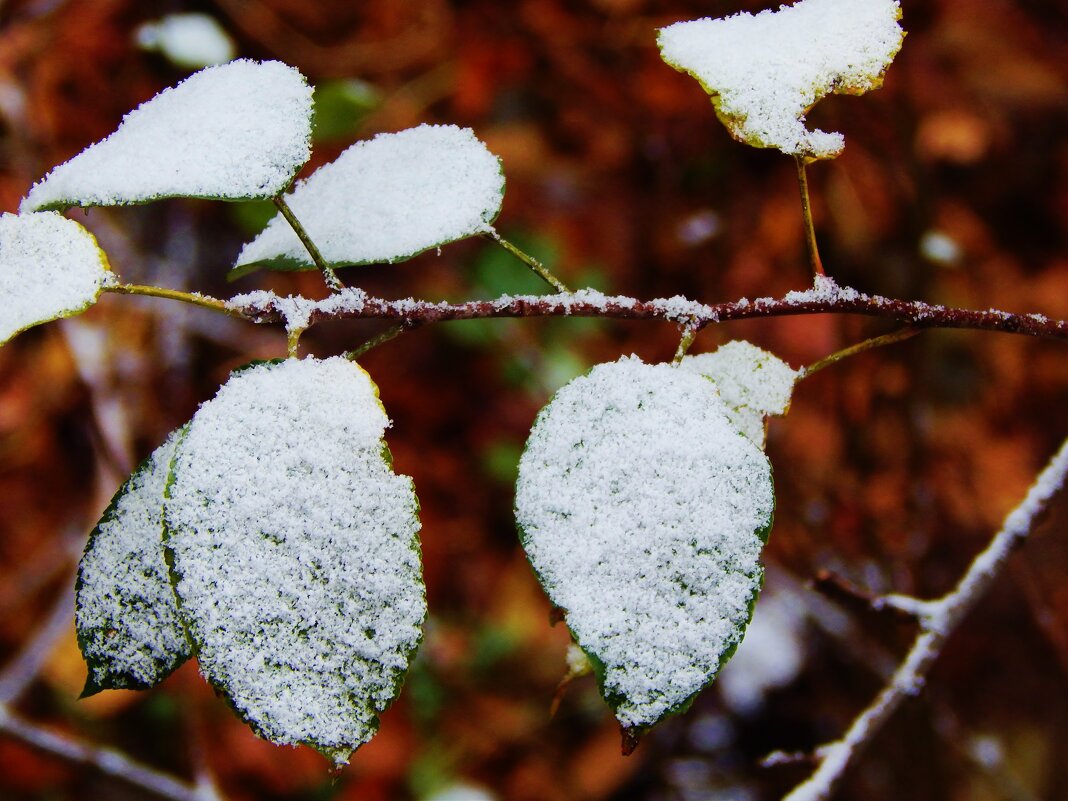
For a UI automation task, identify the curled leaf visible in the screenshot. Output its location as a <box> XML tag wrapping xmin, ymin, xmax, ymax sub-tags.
<box><xmin>658</xmin><ymin>0</ymin><xmax>905</xmax><ymax>159</ymax></box>
<box><xmin>76</xmin><ymin>427</ymin><xmax>191</xmax><ymax>695</ymax></box>
<box><xmin>681</xmin><ymin>340</ymin><xmax>798</xmax><ymax>446</ymax></box>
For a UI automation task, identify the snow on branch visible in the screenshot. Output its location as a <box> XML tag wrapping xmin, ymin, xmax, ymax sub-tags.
<box><xmin>781</xmin><ymin>437</ymin><xmax>1068</xmax><ymax>801</ymax></box>
<box><xmin>211</xmin><ymin>276</ymin><xmax>1068</xmax><ymax>342</ymax></box>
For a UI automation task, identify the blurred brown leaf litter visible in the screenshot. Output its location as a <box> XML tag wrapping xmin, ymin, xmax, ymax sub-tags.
<box><xmin>1</xmin><ymin>0</ymin><xmax>1067</xmax><ymax>799</ymax></box>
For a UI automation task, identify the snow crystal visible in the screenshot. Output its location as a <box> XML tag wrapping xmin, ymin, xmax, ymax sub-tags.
<box><xmin>0</xmin><ymin>212</ymin><xmax>113</xmax><ymax>345</ymax></box>
<box><xmin>681</xmin><ymin>341</ymin><xmax>798</xmax><ymax>445</ymax></box>
<box><xmin>21</xmin><ymin>60</ymin><xmax>312</xmax><ymax>211</ymax></box>
<box><xmin>164</xmin><ymin>358</ymin><xmax>424</xmax><ymax>763</ymax></box>
<box><xmin>76</xmin><ymin>428</ymin><xmax>191</xmax><ymax>693</ymax></box>
<box><xmin>658</xmin><ymin>0</ymin><xmax>904</xmax><ymax>159</ymax></box>
<box><xmin>515</xmin><ymin>357</ymin><xmax>774</xmax><ymax>729</ymax></box>
<box><xmin>233</xmin><ymin>124</ymin><xmax>504</xmax><ymax>273</ymax></box>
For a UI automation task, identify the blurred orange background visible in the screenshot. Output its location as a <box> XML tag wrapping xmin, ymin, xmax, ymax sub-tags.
<box><xmin>1</xmin><ymin>1</ymin><xmax>1066</xmax><ymax>799</ymax></box>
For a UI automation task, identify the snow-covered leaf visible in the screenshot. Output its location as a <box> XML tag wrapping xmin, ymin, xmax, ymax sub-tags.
<box><xmin>681</xmin><ymin>340</ymin><xmax>798</xmax><ymax>446</ymax></box>
<box><xmin>76</xmin><ymin>427</ymin><xmax>191</xmax><ymax>695</ymax></box>
<box><xmin>515</xmin><ymin>357</ymin><xmax>775</xmax><ymax>737</ymax></box>
<box><xmin>0</xmin><ymin>212</ymin><xmax>113</xmax><ymax>345</ymax></box>
<box><xmin>658</xmin><ymin>0</ymin><xmax>905</xmax><ymax>159</ymax></box>
<box><xmin>231</xmin><ymin>124</ymin><xmax>504</xmax><ymax>277</ymax></box>
<box><xmin>21</xmin><ymin>60</ymin><xmax>312</xmax><ymax>211</ymax></box>
<box><xmin>164</xmin><ymin>358</ymin><xmax>425</xmax><ymax>765</ymax></box>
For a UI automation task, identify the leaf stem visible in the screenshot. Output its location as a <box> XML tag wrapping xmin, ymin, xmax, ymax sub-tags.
<box><xmin>795</xmin><ymin>155</ymin><xmax>825</xmax><ymax>278</ymax></box>
<box><xmin>489</xmin><ymin>230</ymin><xmax>570</xmax><ymax>293</ymax></box>
<box><xmin>672</xmin><ymin>323</ymin><xmax>700</xmax><ymax>365</ymax></box>
<box><xmin>104</xmin><ymin>284</ymin><xmax>238</xmax><ymax>316</ymax></box>
<box><xmin>286</xmin><ymin>327</ymin><xmax>304</xmax><ymax>358</ymax></box>
<box><xmin>272</xmin><ymin>195</ymin><xmax>345</xmax><ymax>293</ymax></box>
<box><xmin>344</xmin><ymin>321</ymin><xmax>423</xmax><ymax>361</ymax></box>
<box><xmin>801</xmin><ymin>327</ymin><xmax>920</xmax><ymax>379</ymax></box>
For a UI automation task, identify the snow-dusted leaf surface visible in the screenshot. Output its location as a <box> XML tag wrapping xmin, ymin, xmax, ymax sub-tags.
<box><xmin>164</xmin><ymin>358</ymin><xmax>424</xmax><ymax>764</ymax></box>
<box><xmin>0</xmin><ymin>212</ymin><xmax>113</xmax><ymax>345</ymax></box>
<box><xmin>515</xmin><ymin>357</ymin><xmax>775</xmax><ymax>733</ymax></box>
<box><xmin>658</xmin><ymin>0</ymin><xmax>905</xmax><ymax>159</ymax></box>
<box><xmin>232</xmin><ymin>124</ymin><xmax>503</xmax><ymax>276</ymax></box>
<box><xmin>681</xmin><ymin>340</ymin><xmax>798</xmax><ymax>445</ymax></box>
<box><xmin>21</xmin><ymin>60</ymin><xmax>312</xmax><ymax>211</ymax></box>
<box><xmin>76</xmin><ymin>428</ymin><xmax>191</xmax><ymax>695</ymax></box>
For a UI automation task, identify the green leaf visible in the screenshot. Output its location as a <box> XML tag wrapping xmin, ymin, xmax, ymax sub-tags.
<box><xmin>21</xmin><ymin>60</ymin><xmax>313</xmax><ymax>211</ymax></box>
<box><xmin>312</xmin><ymin>79</ymin><xmax>380</xmax><ymax>142</ymax></box>
<box><xmin>163</xmin><ymin>357</ymin><xmax>425</xmax><ymax>765</ymax></box>
<box><xmin>0</xmin><ymin>212</ymin><xmax>114</xmax><ymax>346</ymax></box>
<box><xmin>657</xmin><ymin>0</ymin><xmax>905</xmax><ymax>159</ymax></box>
<box><xmin>230</xmin><ymin>124</ymin><xmax>504</xmax><ymax>278</ymax></box>
<box><xmin>515</xmin><ymin>357</ymin><xmax>775</xmax><ymax>739</ymax></box>
<box><xmin>75</xmin><ymin>426</ymin><xmax>191</xmax><ymax>695</ymax></box>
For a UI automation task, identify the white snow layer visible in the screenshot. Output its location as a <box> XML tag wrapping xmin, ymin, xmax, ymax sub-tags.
<box><xmin>658</xmin><ymin>0</ymin><xmax>904</xmax><ymax>158</ymax></box>
<box><xmin>515</xmin><ymin>357</ymin><xmax>774</xmax><ymax>729</ymax></box>
<box><xmin>21</xmin><ymin>60</ymin><xmax>312</xmax><ymax>211</ymax></box>
<box><xmin>681</xmin><ymin>340</ymin><xmax>798</xmax><ymax>445</ymax></box>
<box><xmin>76</xmin><ymin>428</ymin><xmax>191</xmax><ymax>692</ymax></box>
<box><xmin>0</xmin><ymin>212</ymin><xmax>113</xmax><ymax>344</ymax></box>
<box><xmin>164</xmin><ymin>358</ymin><xmax>424</xmax><ymax>764</ymax></box>
<box><xmin>233</xmin><ymin>124</ymin><xmax>504</xmax><ymax>272</ymax></box>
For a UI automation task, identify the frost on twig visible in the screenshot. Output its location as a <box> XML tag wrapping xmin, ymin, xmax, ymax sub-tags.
<box><xmin>658</xmin><ymin>0</ymin><xmax>904</xmax><ymax>159</ymax></box>
<box><xmin>782</xmin><ymin>436</ymin><xmax>1068</xmax><ymax>801</ymax></box>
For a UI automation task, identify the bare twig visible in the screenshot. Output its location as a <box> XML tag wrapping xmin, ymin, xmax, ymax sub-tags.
<box><xmin>0</xmin><ymin>704</ymin><xmax>200</xmax><ymax>801</ymax></box>
<box><xmin>801</xmin><ymin>327</ymin><xmax>920</xmax><ymax>378</ymax></box>
<box><xmin>0</xmin><ymin>582</ymin><xmax>75</xmax><ymax>704</ymax></box>
<box><xmin>488</xmin><ymin>230</ymin><xmax>570</xmax><ymax>293</ymax></box>
<box><xmin>795</xmin><ymin>155</ymin><xmax>825</xmax><ymax>277</ymax></box>
<box><xmin>782</xmin><ymin>437</ymin><xmax>1068</xmax><ymax>801</ymax></box>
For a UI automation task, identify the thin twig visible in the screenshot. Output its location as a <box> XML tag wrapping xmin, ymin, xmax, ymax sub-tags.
<box><xmin>0</xmin><ymin>581</ymin><xmax>75</xmax><ymax>703</ymax></box>
<box><xmin>672</xmin><ymin>322</ymin><xmax>701</xmax><ymax>364</ymax></box>
<box><xmin>0</xmin><ymin>704</ymin><xmax>201</xmax><ymax>801</ymax></box>
<box><xmin>782</xmin><ymin>437</ymin><xmax>1068</xmax><ymax>801</ymax></box>
<box><xmin>344</xmin><ymin>320</ymin><xmax>424</xmax><ymax>361</ymax></box>
<box><xmin>271</xmin><ymin>196</ymin><xmax>344</xmax><ymax>293</ymax></box>
<box><xmin>104</xmin><ymin>284</ymin><xmax>239</xmax><ymax>317</ymax></box>
<box><xmin>489</xmin><ymin>230</ymin><xmax>570</xmax><ymax>293</ymax></box>
<box><xmin>795</xmin><ymin>155</ymin><xmax>825</xmax><ymax>278</ymax></box>
<box><xmin>801</xmin><ymin>327</ymin><xmax>920</xmax><ymax>378</ymax></box>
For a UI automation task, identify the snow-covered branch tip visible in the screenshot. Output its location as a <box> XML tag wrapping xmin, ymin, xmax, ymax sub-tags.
<box><xmin>781</xmin><ymin>436</ymin><xmax>1068</xmax><ymax>801</ymax></box>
